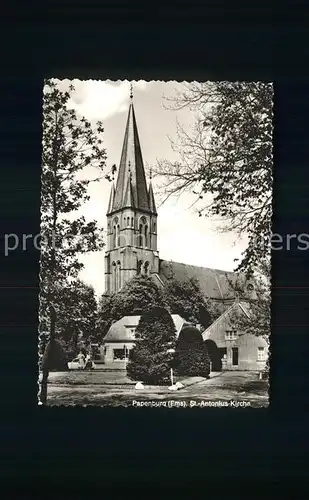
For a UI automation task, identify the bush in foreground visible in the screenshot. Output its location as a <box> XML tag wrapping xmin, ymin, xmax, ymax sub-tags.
<box><xmin>127</xmin><ymin>306</ymin><xmax>177</xmax><ymax>385</ymax></box>
<box><xmin>174</xmin><ymin>325</ymin><xmax>211</xmax><ymax>378</ymax></box>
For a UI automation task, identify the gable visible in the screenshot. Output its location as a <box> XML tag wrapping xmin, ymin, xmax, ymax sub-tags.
<box><xmin>202</xmin><ymin>301</ymin><xmax>251</xmax><ymax>344</ymax></box>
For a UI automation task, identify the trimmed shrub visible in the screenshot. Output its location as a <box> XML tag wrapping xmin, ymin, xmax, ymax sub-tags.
<box><xmin>174</xmin><ymin>325</ymin><xmax>211</xmax><ymax>378</ymax></box>
<box><xmin>127</xmin><ymin>306</ymin><xmax>177</xmax><ymax>385</ymax></box>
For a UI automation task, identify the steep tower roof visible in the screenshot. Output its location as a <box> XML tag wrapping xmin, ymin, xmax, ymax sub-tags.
<box><xmin>112</xmin><ymin>100</ymin><xmax>150</xmax><ymax>213</ymax></box>
<box><xmin>106</xmin><ymin>183</ymin><xmax>115</xmax><ymax>215</ymax></box>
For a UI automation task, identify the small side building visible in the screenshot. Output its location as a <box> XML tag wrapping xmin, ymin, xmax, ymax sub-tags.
<box><xmin>202</xmin><ymin>301</ymin><xmax>269</xmax><ymax>371</ymax></box>
<box><xmin>103</xmin><ymin>314</ymin><xmax>188</xmax><ymax>364</ymax></box>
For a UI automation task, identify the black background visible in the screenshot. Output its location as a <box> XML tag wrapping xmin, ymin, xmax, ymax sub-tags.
<box><xmin>0</xmin><ymin>1</ymin><xmax>308</xmax><ymax>496</ymax></box>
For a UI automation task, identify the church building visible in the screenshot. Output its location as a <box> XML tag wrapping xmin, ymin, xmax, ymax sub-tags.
<box><xmin>102</xmin><ymin>88</ymin><xmax>267</xmax><ymax>371</ymax></box>
<box><xmin>104</xmin><ymin>89</ymin><xmax>255</xmax><ymax>301</ymax></box>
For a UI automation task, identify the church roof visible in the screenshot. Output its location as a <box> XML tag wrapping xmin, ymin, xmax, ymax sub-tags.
<box><xmin>103</xmin><ymin>314</ymin><xmax>187</xmax><ymax>343</ymax></box>
<box><xmin>158</xmin><ymin>259</ymin><xmax>248</xmax><ymax>301</ymax></box>
<box><xmin>107</xmin><ymin>183</ymin><xmax>115</xmax><ymax>214</ymax></box>
<box><xmin>111</xmin><ymin>102</ymin><xmax>151</xmax><ymax>213</ymax></box>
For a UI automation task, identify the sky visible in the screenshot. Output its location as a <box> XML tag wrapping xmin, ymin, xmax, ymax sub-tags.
<box><xmin>53</xmin><ymin>79</ymin><xmax>247</xmax><ymax>297</ymax></box>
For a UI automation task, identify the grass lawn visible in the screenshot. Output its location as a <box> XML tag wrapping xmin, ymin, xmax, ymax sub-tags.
<box><xmin>45</xmin><ymin>370</ymin><xmax>269</xmax><ymax>408</ymax></box>
<box><xmin>48</xmin><ymin>370</ymin><xmax>134</xmax><ymax>385</ymax></box>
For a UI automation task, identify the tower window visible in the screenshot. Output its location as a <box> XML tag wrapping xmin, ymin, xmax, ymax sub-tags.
<box><xmin>131</xmin><ymin>217</ymin><xmax>134</xmax><ymax>227</ymax></box>
<box><xmin>144</xmin><ymin>225</ymin><xmax>148</xmax><ymax>248</ymax></box>
<box><xmin>117</xmin><ymin>225</ymin><xmax>120</xmax><ymax>247</ymax></box>
<box><xmin>127</xmin><ymin>217</ymin><xmax>130</xmax><ymax>227</ymax></box>
<box><xmin>139</xmin><ymin>224</ymin><xmax>143</xmax><ymax>247</ymax></box>
<box><xmin>117</xmin><ymin>260</ymin><xmax>121</xmax><ymax>290</ymax></box>
<box><xmin>112</xmin><ymin>261</ymin><xmax>117</xmax><ymax>292</ymax></box>
<box><xmin>144</xmin><ymin>261</ymin><xmax>150</xmax><ymax>276</ymax></box>
<box><xmin>113</xmin><ymin>226</ymin><xmax>116</xmax><ymax>248</ymax></box>
<box><xmin>153</xmin><ymin>221</ymin><xmax>156</xmax><ymax>233</ymax></box>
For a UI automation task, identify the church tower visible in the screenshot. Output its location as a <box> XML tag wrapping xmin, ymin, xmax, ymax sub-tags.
<box><xmin>104</xmin><ymin>86</ymin><xmax>159</xmax><ymax>294</ymax></box>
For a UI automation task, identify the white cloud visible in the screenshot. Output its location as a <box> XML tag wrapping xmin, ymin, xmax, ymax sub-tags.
<box><xmin>64</xmin><ymin>80</ymin><xmax>147</xmax><ymax>122</ymax></box>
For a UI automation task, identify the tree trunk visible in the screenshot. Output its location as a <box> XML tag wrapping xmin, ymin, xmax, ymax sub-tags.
<box><xmin>40</xmin><ymin>370</ymin><xmax>49</xmax><ymax>404</ymax></box>
<box><xmin>39</xmin><ymin>305</ymin><xmax>56</xmax><ymax>405</ymax></box>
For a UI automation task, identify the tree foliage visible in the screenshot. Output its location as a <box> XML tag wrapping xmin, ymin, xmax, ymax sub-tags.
<box><xmin>127</xmin><ymin>307</ymin><xmax>177</xmax><ymax>385</ymax></box>
<box><xmin>156</xmin><ymin>82</ymin><xmax>273</xmax><ymax>274</ymax></box>
<box><xmin>230</xmin><ymin>259</ymin><xmax>271</xmax><ymax>338</ymax></box>
<box><xmin>96</xmin><ymin>276</ymin><xmax>167</xmax><ymax>338</ymax></box>
<box><xmin>174</xmin><ymin>325</ymin><xmax>211</xmax><ymax>378</ymax></box>
<box><xmin>163</xmin><ymin>276</ymin><xmax>211</xmax><ymax>329</ymax></box>
<box><xmin>53</xmin><ymin>280</ymin><xmax>97</xmax><ymax>345</ymax></box>
<box><xmin>96</xmin><ymin>274</ymin><xmax>214</xmax><ymax>342</ymax></box>
<box><xmin>39</xmin><ymin>79</ymin><xmax>111</xmax><ymax>340</ymax></box>
<box><xmin>41</xmin><ymin>339</ymin><xmax>68</xmax><ymax>371</ymax></box>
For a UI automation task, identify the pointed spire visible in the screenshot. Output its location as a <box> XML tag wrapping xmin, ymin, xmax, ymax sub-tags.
<box><xmin>148</xmin><ymin>178</ymin><xmax>157</xmax><ymax>215</ymax></box>
<box><xmin>113</xmin><ymin>101</ymin><xmax>150</xmax><ymax>212</ymax></box>
<box><xmin>107</xmin><ymin>183</ymin><xmax>115</xmax><ymax>215</ymax></box>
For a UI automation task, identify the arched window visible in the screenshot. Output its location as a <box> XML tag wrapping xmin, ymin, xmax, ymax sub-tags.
<box><xmin>117</xmin><ymin>224</ymin><xmax>120</xmax><ymax>247</ymax></box>
<box><xmin>144</xmin><ymin>225</ymin><xmax>148</xmax><ymax>248</ymax></box>
<box><xmin>117</xmin><ymin>261</ymin><xmax>121</xmax><ymax>290</ymax></box>
<box><xmin>137</xmin><ymin>260</ymin><xmax>143</xmax><ymax>275</ymax></box>
<box><xmin>153</xmin><ymin>221</ymin><xmax>156</xmax><ymax>233</ymax></box>
<box><xmin>131</xmin><ymin>217</ymin><xmax>134</xmax><ymax>227</ymax></box>
<box><xmin>127</xmin><ymin>217</ymin><xmax>130</xmax><ymax>227</ymax></box>
<box><xmin>144</xmin><ymin>261</ymin><xmax>150</xmax><ymax>276</ymax></box>
<box><xmin>113</xmin><ymin>226</ymin><xmax>116</xmax><ymax>248</ymax></box>
<box><xmin>139</xmin><ymin>224</ymin><xmax>143</xmax><ymax>247</ymax></box>
<box><xmin>112</xmin><ymin>262</ymin><xmax>117</xmax><ymax>292</ymax></box>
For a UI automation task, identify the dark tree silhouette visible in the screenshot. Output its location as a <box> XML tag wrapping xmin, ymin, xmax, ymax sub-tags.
<box><xmin>127</xmin><ymin>306</ymin><xmax>177</xmax><ymax>385</ymax></box>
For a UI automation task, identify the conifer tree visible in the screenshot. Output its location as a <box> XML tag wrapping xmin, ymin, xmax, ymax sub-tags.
<box><xmin>126</xmin><ymin>306</ymin><xmax>177</xmax><ymax>385</ymax></box>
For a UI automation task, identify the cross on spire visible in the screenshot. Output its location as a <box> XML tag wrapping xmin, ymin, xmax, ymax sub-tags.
<box><xmin>149</xmin><ymin>167</ymin><xmax>152</xmax><ymax>180</ymax></box>
<box><xmin>130</xmin><ymin>83</ymin><xmax>133</xmax><ymax>100</ymax></box>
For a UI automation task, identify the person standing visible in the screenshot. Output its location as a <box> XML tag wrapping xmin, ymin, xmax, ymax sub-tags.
<box><xmin>77</xmin><ymin>351</ymin><xmax>85</xmax><ymax>369</ymax></box>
